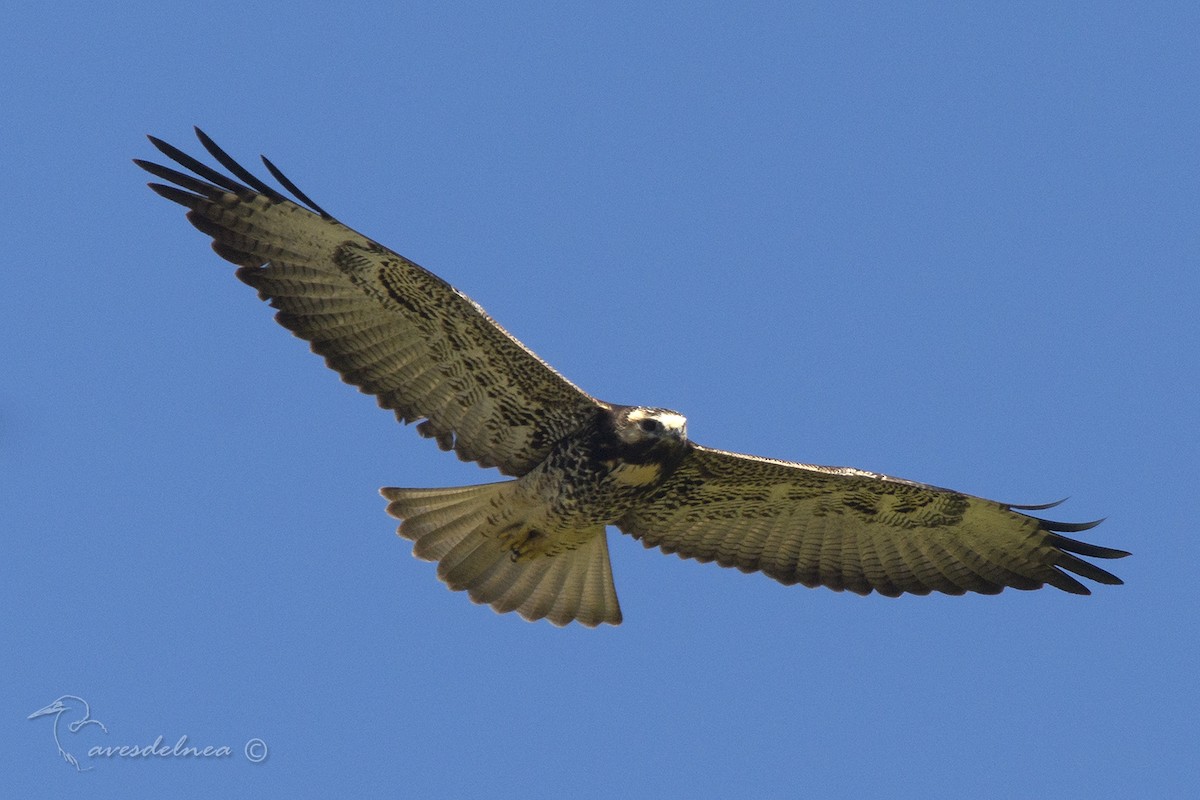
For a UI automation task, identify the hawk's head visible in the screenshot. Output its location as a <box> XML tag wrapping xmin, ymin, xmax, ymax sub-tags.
<box><xmin>612</xmin><ymin>406</ymin><xmax>688</xmax><ymax>446</ymax></box>
<box><xmin>597</xmin><ymin>406</ymin><xmax>690</xmax><ymax>476</ymax></box>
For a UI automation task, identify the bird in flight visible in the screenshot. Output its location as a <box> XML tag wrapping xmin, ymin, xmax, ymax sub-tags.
<box><xmin>136</xmin><ymin>129</ymin><xmax>1128</xmax><ymax>627</ymax></box>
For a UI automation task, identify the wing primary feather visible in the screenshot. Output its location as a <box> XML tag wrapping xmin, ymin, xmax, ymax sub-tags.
<box><xmin>211</xmin><ymin>242</ymin><xmax>263</xmax><ymax>268</ymax></box>
<box><xmin>184</xmin><ymin>209</ymin><xmax>233</xmax><ymax>240</ymax></box>
<box><xmin>261</xmin><ymin>154</ymin><xmax>331</xmax><ymax>218</ymax></box>
<box><xmin>1044</xmin><ymin>568</ymin><xmax>1091</xmax><ymax>595</ymax></box>
<box><xmin>1046</xmin><ymin>532</ymin><xmax>1131</xmax><ymax>560</ymax></box>
<box><xmin>1036</xmin><ymin>516</ymin><xmax>1106</xmax><ymax>533</ymax></box>
<box><xmin>135</xmin><ymin>159</ymin><xmax>227</xmax><ymax>201</ymax></box>
<box><xmin>1007</xmin><ymin>498</ymin><xmax>1068</xmax><ymax>511</ymax></box>
<box><xmin>1054</xmin><ymin>552</ymin><xmax>1124</xmax><ymax>585</ymax></box>
<box><xmin>145</xmin><ymin>182</ymin><xmax>203</xmax><ymax>209</ymax></box>
<box><xmin>146</xmin><ymin>135</ymin><xmax>246</xmax><ymax>195</ymax></box>
<box><xmin>193</xmin><ymin>127</ymin><xmax>287</xmax><ymax>204</ymax></box>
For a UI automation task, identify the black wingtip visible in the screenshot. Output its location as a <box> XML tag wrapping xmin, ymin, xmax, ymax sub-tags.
<box><xmin>1009</xmin><ymin>502</ymin><xmax>1130</xmax><ymax>589</ymax></box>
<box><xmin>141</xmin><ymin>128</ymin><xmax>333</xmax><ymax>220</ymax></box>
<box><xmin>1008</xmin><ymin>497</ymin><xmax>1069</xmax><ymax>511</ymax></box>
<box><xmin>146</xmin><ymin>182</ymin><xmax>200</xmax><ymax>208</ymax></box>
<box><xmin>1046</xmin><ymin>531</ymin><xmax>1130</xmax><ymax>560</ymax></box>
<box><xmin>144</xmin><ymin>133</ymin><xmax>249</xmax><ymax>195</ymax></box>
<box><xmin>193</xmin><ymin>127</ymin><xmax>285</xmax><ymax>202</ymax></box>
<box><xmin>1047</xmin><ymin>569</ymin><xmax>1092</xmax><ymax>594</ymax></box>
<box><xmin>1055</xmin><ymin>551</ymin><xmax>1125</xmax><ymax>585</ymax></box>
<box><xmin>261</xmin><ymin>154</ymin><xmax>331</xmax><ymax>217</ymax></box>
<box><xmin>1035</xmin><ymin>515</ymin><xmax>1106</xmax><ymax>533</ymax></box>
<box><xmin>146</xmin><ymin>134</ymin><xmax>193</xmax><ymax>166</ymax></box>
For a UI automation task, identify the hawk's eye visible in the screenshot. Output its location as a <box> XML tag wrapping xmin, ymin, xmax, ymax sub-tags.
<box><xmin>639</xmin><ymin>418</ymin><xmax>663</xmax><ymax>434</ymax></box>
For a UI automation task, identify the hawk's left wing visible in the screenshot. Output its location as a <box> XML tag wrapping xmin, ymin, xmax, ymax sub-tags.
<box><xmin>617</xmin><ymin>444</ymin><xmax>1128</xmax><ymax>596</ymax></box>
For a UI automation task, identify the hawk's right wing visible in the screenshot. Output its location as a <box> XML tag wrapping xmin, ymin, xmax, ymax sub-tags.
<box><xmin>136</xmin><ymin>129</ymin><xmax>604</xmax><ymax>476</ymax></box>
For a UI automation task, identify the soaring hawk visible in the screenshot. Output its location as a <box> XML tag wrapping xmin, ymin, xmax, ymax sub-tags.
<box><xmin>137</xmin><ymin>129</ymin><xmax>1128</xmax><ymax>626</ymax></box>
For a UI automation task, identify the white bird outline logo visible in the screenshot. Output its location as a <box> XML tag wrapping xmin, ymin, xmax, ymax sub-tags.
<box><xmin>28</xmin><ymin>695</ymin><xmax>108</xmax><ymax>771</ymax></box>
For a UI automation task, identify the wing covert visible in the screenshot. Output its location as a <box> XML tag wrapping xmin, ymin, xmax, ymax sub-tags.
<box><xmin>137</xmin><ymin>129</ymin><xmax>602</xmax><ymax>475</ymax></box>
<box><xmin>617</xmin><ymin>444</ymin><xmax>1129</xmax><ymax>596</ymax></box>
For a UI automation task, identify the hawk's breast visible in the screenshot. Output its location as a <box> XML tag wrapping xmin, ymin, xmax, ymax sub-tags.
<box><xmin>604</xmin><ymin>459</ymin><xmax>665</xmax><ymax>488</ymax></box>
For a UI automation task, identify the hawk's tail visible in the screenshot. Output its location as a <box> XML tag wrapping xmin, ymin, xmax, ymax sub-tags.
<box><xmin>380</xmin><ymin>483</ymin><xmax>622</xmax><ymax>627</ymax></box>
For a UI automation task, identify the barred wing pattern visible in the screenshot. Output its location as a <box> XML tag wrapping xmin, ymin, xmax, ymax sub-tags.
<box><xmin>136</xmin><ymin>130</ymin><xmax>602</xmax><ymax>475</ymax></box>
<box><xmin>618</xmin><ymin>445</ymin><xmax>1127</xmax><ymax>596</ymax></box>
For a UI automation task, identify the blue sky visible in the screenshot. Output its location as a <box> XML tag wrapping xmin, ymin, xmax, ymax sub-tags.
<box><xmin>4</xmin><ymin>2</ymin><xmax>1196</xmax><ymax>797</ymax></box>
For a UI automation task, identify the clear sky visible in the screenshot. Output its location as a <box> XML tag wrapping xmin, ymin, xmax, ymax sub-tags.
<box><xmin>4</xmin><ymin>2</ymin><xmax>1196</xmax><ymax>797</ymax></box>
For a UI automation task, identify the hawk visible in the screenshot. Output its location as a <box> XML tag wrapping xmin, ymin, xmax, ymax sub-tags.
<box><xmin>137</xmin><ymin>129</ymin><xmax>1129</xmax><ymax>627</ymax></box>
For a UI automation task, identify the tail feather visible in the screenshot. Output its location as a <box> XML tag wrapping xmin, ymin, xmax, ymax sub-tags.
<box><xmin>502</xmin><ymin>556</ymin><xmax>570</xmax><ymax>621</ymax></box>
<box><xmin>383</xmin><ymin>484</ymin><xmax>502</xmax><ymax>562</ymax></box>
<box><xmin>412</xmin><ymin>508</ymin><xmax>491</xmax><ymax>562</ymax></box>
<box><xmin>482</xmin><ymin>557</ymin><xmax>557</xmax><ymax>614</ymax></box>
<box><xmin>440</xmin><ymin>532</ymin><xmax>509</xmax><ymax>591</ymax></box>
<box><xmin>549</xmin><ymin>556</ymin><xmax>590</xmax><ymax>624</ymax></box>
<box><xmin>381</xmin><ymin>483</ymin><xmax>622</xmax><ymax>627</ymax></box>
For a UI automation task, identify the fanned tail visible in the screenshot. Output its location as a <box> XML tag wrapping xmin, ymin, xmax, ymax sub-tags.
<box><xmin>380</xmin><ymin>483</ymin><xmax>622</xmax><ymax>627</ymax></box>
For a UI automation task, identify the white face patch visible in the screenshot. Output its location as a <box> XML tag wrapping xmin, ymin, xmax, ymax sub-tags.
<box><xmin>620</xmin><ymin>407</ymin><xmax>688</xmax><ymax>443</ymax></box>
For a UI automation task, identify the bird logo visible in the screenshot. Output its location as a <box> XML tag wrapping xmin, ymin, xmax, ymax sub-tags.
<box><xmin>28</xmin><ymin>695</ymin><xmax>108</xmax><ymax>771</ymax></box>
